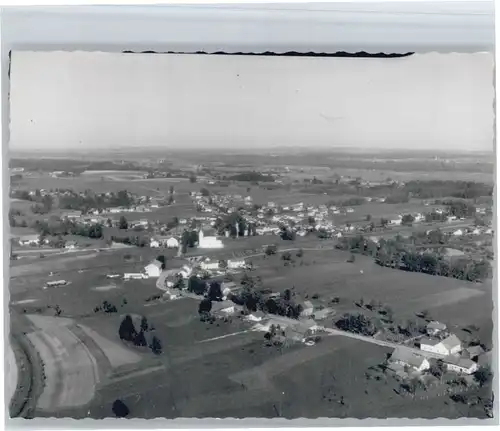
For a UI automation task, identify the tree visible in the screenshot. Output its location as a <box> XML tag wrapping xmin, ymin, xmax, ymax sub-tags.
<box><xmin>118</xmin><ymin>315</ymin><xmax>137</xmax><ymax>342</ymax></box>
<box><xmin>189</xmin><ymin>174</ymin><xmax>197</xmax><ymax>183</ymax></box>
<box><xmin>133</xmin><ymin>330</ymin><xmax>147</xmax><ymax>347</ymax></box>
<box><xmin>283</xmin><ymin>289</ymin><xmax>291</xmax><ymax>301</ymax></box>
<box><xmin>474</xmin><ymin>366</ymin><xmax>493</xmax><ymax>387</ymax></box>
<box><xmin>106</xmin><ymin>218</ymin><xmax>113</xmax><ymax>228</ymax></box>
<box><xmin>429</xmin><ymin>360</ymin><xmax>445</xmax><ymax>379</ymax></box>
<box><xmin>169</xmin><ymin>185</ymin><xmax>175</xmax><ymax>195</ymax></box>
<box><xmin>200</xmin><ymin>188</ymin><xmax>210</xmax><ymax>197</ymax></box>
<box><xmin>150</xmin><ymin>336</ymin><xmax>162</xmax><ymax>355</ymax></box>
<box><xmin>140</xmin><ymin>316</ymin><xmax>149</xmax><ymax>332</ymax></box>
<box><xmin>365</xmin><ymin>214</ymin><xmax>372</xmax><ymax>221</ymax></box>
<box><xmin>207</xmin><ymin>281</ymin><xmax>223</xmax><ymax>301</ymax></box>
<box><xmin>282</xmin><ymin>251</ymin><xmax>292</xmax><ymax>261</ymax></box>
<box><xmin>401</xmin><ymin>214</ymin><xmax>415</xmax><ymax>226</ymax></box>
<box><xmin>265</xmin><ymin>245</ymin><xmax>277</xmax><ymax>255</ymax></box>
<box><xmin>296</xmin><ymin>249</ymin><xmax>304</xmax><ymax>258</ymax></box>
<box><xmin>118</xmin><ymin>215</ymin><xmax>128</xmax><ymax>230</ymax></box>
<box><xmin>112</xmin><ymin>399</ymin><xmax>130</xmax><ymax>417</ymax></box>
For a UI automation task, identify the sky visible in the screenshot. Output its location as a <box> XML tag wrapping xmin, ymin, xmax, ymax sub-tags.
<box><xmin>9</xmin><ymin>51</ymin><xmax>494</xmax><ymax>152</ymax></box>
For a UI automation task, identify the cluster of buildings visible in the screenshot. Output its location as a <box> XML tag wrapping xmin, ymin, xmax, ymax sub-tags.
<box><xmin>388</xmin><ymin>320</ymin><xmax>489</xmax><ymax>377</ymax></box>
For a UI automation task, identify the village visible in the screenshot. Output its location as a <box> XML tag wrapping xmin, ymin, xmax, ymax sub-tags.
<box><xmin>8</xmin><ymin>155</ymin><xmax>494</xmax><ymax>420</ymax></box>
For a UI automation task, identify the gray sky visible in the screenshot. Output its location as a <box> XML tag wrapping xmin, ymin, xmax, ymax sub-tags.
<box><xmin>10</xmin><ymin>51</ymin><xmax>493</xmax><ymax>151</ymax></box>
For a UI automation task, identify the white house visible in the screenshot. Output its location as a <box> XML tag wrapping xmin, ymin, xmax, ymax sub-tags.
<box><xmin>198</xmin><ymin>227</ymin><xmax>224</xmax><ymax>249</ymax></box>
<box><xmin>443</xmin><ymin>356</ymin><xmax>479</xmax><ymax>375</ymax></box>
<box><xmin>420</xmin><ymin>334</ymin><xmax>461</xmax><ymax>356</ymax></box>
<box><xmin>200</xmin><ymin>260</ymin><xmax>220</xmax><ymax>271</ymax></box>
<box><xmin>166</xmin><ymin>237</ymin><xmax>179</xmax><ymax>248</ymax></box>
<box><xmin>150</xmin><ymin>239</ymin><xmax>160</xmax><ymax>248</ymax></box>
<box><xmin>389</xmin><ymin>218</ymin><xmax>402</xmax><ymax>226</ymax></box>
<box><xmin>447</xmin><ymin>215</ymin><xmax>457</xmax><ymax>222</ymax></box>
<box><xmin>227</xmin><ymin>259</ymin><xmax>246</xmax><ymax>269</ymax></box>
<box><xmin>426</xmin><ymin>321</ymin><xmax>447</xmax><ymax>336</ymax></box>
<box><xmin>300</xmin><ymin>300</ymin><xmax>314</xmax><ymax>318</ymax></box>
<box><xmin>390</xmin><ymin>347</ymin><xmax>430</xmax><ymax>372</ymax></box>
<box><xmin>18</xmin><ymin>234</ymin><xmax>40</xmax><ymax>246</ymax></box>
<box><xmin>144</xmin><ymin>260</ymin><xmax>163</xmax><ymax>278</ymax></box>
<box><xmin>247</xmin><ymin>311</ymin><xmax>266</xmax><ymax>322</ymax></box>
<box><xmin>452</xmin><ymin>229</ymin><xmax>464</xmax><ymax>236</ymax></box>
<box><xmin>124</xmin><ymin>273</ymin><xmax>148</xmax><ymax>280</ymax></box>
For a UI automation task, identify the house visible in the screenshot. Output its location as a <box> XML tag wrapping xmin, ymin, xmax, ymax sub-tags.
<box><xmin>390</xmin><ymin>347</ymin><xmax>431</xmax><ymax>372</ymax></box>
<box><xmin>300</xmin><ymin>301</ymin><xmax>314</xmax><ymax>318</ymax></box>
<box><xmin>284</xmin><ymin>320</ymin><xmax>318</xmax><ymax>342</ymax></box>
<box><xmin>18</xmin><ymin>234</ymin><xmax>40</xmax><ymax>246</ymax></box>
<box><xmin>420</xmin><ymin>334</ymin><xmax>462</xmax><ymax>356</ymax></box>
<box><xmin>463</xmin><ymin>345</ymin><xmax>486</xmax><ymax>361</ymax></box>
<box><xmin>477</xmin><ymin>351</ymin><xmax>492</xmax><ymax>368</ymax></box>
<box><xmin>443</xmin><ymin>356</ymin><xmax>479</xmax><ymax>375</ymax></box>
<box><xmin>212</xmin><ymin>300</ymin><xmax>243</xmax><ymax>316</ymax></box>
<box><xmin>312</xmin><ymin>307</ymin><xmax>333</xmax><ymax>320</ymax></box>
<box><xmin>61</xmin><ymin>210</ymin><xmax>82</xmax><ymax>219</ymax></box>
<box><xmin>200</xmin><ymin>260</ymin><xmax>220</xmax><ymax>271</ymax></box>
<box><xmin>247</xmin><ymin>311</ymin><xmax>266</xmax><ymax>322</ymax></box>
<box><xmin>124</xmin><ymin>273</ymin><xmax>148</xmax><ymax>280</ymax></box>
<box><xmin>452</xmin><ymin>229</ymin><xmax>464</xmax><ymax>236</ymax></box>
<box><xmin>150</xmin><ymin>239</ymin><xmax>160</xmax><ymax>248</ymax></box>
<box><xmin>144</xmin><ymin>260</ymin><xmax>163</xmax><ymax>278</ymax></box>
<box><xmin>45</xmin><ymin>280</ymin><xmax>68</xmax><ymax>288</ymax></box>
<box><xmin>166</xmin><ymin>237</ymin><xmax>179</xmax><ymax>249</ymax></box>
<box><xmin>426</xmin><ymin>321</ymin><xmax>447</xmax><ymax>336</ymax></box>
<box><xmin>389</xmin><ymin>218</ymin><xmax>402</xmax><ymax>226</ymax></box>
<box><xmin>227</xmin><ymin>259</ymin><xmax>246</xmax><ymax>269</ymax></box>
<box><xmin>64</xmin><ymin>240</ymin><xmax>77</xmax><ymax>250</ymax></box>
<box><xmin>198</xmin><ymin>227</ymin><xmax>224</xmax><ymax>248</ymax></box>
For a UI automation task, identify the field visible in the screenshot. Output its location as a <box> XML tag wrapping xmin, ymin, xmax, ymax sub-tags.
<box><xmin>245</xmin><ymin>248</ymin><xmax>492</xmax><ymax>343</ymax></box>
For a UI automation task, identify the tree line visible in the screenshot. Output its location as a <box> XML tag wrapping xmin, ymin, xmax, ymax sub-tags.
<box><xmin>336</xmin><ymin>234</ymin><xmax>491</xmax><ymax>282</ymax></box>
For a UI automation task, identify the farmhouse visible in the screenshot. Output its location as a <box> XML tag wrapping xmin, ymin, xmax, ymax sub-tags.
<box><xmin>426</xmin><ymin>321</ymin><xmax>447</xmax><ymax>336</ymax></box>
<box><xmin>166</xmin><ymin>237</ymin><xmax>180</xmax><ymax>248</ymax></box>
<box><xmin>247</xmin><ymin>311</ymin><xmax>266</xmax><ymax>322</ymax></box>
<box><xmin>46</xmin><ymin>280</ymin><xmax>68</xmax><ymax>288</ymax></box>
<box><xmin>227</xmin><ymin>259</ymin><xmax>246</xmax><ymax>269</ymax></box>
<box><xmin>443</xmin><ymin>356</ymin><xmax>479</xmax><ymax>375</ymax></box>
<box><xmin>463</xmin><ymin>345</ymin><xmax>486</xmax><ymax>361</ymax></box>
<box><xmin>212</xmin><ymin>301</ymin><xmax>243</xmax><ymax>316</ymax></box>
<box><xmin>390</xmin><ymin>347</ymin><xmax>430</xmax><ymax>372</ymax></box>
<box><xmin>478</xmin><ymin>351</ymin><xmax>492</xmax><ymax>368</ymax></box>
<box><xmin>420</xmin><ymin>334</ymin><xmax>462</xmax><ymax>356</ymax></box>
<box><xmin>300</xmin><ymin>300</ymin><xmax>315</xmax><ymax>318</ymax></box>
<box><xmin>17</xmin><ymin>234</ymin><xmax>40</xmax><ymax>246</ymax></box>
<box><xmin>61</xmin><ymin>210</ymin><xmax>82</xmax><ymax>219</ymax></box>
<box><xmin>144</xmin><ymin>260</ymin><xmax>163</xmax><ymax>278</ymax></box>
<box><xmin>200</xmin><ymin>260</ymin><xmax>220</xmax><ymax>271</ymax></box>
<box><xmin>64</xmin><ymin>240</ymin><xmax>77</xmax><ymax>250</ymax></box>
<box><xmin>124</xmin><ymin>273</ymin><xmax>148</xmax><ymax>280</ymax></box>
<box><xmin>198</xmin><ymin>227</ymin><xmax>224</xmax><ymax>248</ymax></box>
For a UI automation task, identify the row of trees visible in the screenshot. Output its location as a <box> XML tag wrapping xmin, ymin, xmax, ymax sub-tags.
<box><xmin>118</xmin><ymin>315</ymin><xmax>162</xmax><ymax>354</ymax></box>
<box><xmin>32</xmin><ymin>219</ymin><xmax>104</xmax><ymax>239</ymax></box>
<box><xmin>59</xmin><ymin>189</ymin><xmax>136</xmax><ymax>212</ymax></box>
<box><xmin>336</xmin><ymin>234</ymin><xmax>491</xmax><ymax>282</ymax></box>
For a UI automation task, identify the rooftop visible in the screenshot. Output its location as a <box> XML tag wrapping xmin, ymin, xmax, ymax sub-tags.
<box><xmin>391</xmin><ymin>347</ymin><xmax>428</xmax><ymax>368</ymax></box>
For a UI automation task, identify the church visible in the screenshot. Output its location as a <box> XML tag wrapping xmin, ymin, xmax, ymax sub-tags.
<box><xmin>198</xmin><ymin>226</ymin><xmax>224</xmax><ymax>249</ymax></box>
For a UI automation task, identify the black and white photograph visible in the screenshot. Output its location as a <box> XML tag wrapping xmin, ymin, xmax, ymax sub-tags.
<box><xmin>4</xmin><ymin>2</ymin><xmax>496</xmax><ymax>423</ymax></box>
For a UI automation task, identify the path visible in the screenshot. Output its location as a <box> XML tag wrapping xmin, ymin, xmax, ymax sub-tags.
<box><xmin>197</xmin><ymin>329</ymin><xmax>253</xmax><ymax>343</ymax></box>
